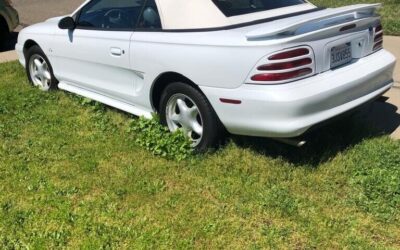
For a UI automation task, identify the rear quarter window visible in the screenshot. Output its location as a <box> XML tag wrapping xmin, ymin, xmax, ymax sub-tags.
<box><xmin>212</xmin><ymin>0</ymin><xmax>307</xmax><ymax>17</ymax></box>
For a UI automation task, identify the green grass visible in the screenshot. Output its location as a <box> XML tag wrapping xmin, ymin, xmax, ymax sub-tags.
<box><xmin>0</xmin><ymin>61</ymin><xmax>399</xmax><ymax>249</ymax></box>
<box><xmin>313</xmin><ymin>0</ymin><xmax>400</xmax><ymax>35</ymax></box>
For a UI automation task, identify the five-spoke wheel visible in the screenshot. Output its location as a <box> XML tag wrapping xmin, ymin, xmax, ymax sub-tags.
<box><xmin>26</xmin><ymin>45</ymin><xmax>57</xmax><ymax>91</ymax></box>
<box><xmin>160</xmin><ymin>82</ymin><xmax>223</xmax><ymax>151</ymax></box>
<box><xmin>28</xmin><ymin>54</ymin><xmax>52</xmax><ymax>91</ymax></box>
<box><xmin>165</xmin><ymin>93</ymin><xmax>204</xmax><ymax>147</ymax></box>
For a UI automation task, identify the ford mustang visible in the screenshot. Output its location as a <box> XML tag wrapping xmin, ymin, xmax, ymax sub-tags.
<box><xmin>15</xmin><ymin>0</ymin><xmax>396</xmax><ymax>151</ymax></box>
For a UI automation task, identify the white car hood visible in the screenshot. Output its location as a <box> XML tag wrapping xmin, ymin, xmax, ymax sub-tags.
<box><xmin>45</xmin><ymin>16</ymin><xmax>65</xmax><ymax>24</ymax></box>
<box><xmin>20</xmin><ymin>16</ymin><xmax>63</xmax><ymax>35</ymax></box>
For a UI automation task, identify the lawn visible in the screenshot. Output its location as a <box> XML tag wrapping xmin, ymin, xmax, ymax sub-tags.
<box><xmin>0</xmin><ymin>61</ymin><xmax>399</xmax><ymax>249</ymax></box>
<box><xmin>314</xmin><ymin>0</ymin><xmax>400</xmax><ymax>35</ymax></box>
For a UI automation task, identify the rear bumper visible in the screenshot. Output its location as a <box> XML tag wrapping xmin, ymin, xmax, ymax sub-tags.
<box><xmin>200</xmin><ymin>49</ymin><xmax>396</xmax><ymax>138</ymax></box>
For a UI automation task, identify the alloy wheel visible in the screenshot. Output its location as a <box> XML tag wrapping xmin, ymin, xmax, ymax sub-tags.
<box><xmin>165</xmin><ymin>93</ymin><xmax>204</xmax><ymax>146</ymax></box>
<box><xmin>28</xmin><ymin>54</ymin><xmax>52</xmax><ymax>91</ymax></box>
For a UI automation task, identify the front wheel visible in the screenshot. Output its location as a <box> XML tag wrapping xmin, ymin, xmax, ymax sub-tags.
<box><xmin>26</xmin><ymin>45</ymin><xmax>58</xmax><ymax>91</ymax></box>
<box><xmin>159</xmin><ymin>82</ymin><xmax>223</xmax><ymax>152</ymax></box>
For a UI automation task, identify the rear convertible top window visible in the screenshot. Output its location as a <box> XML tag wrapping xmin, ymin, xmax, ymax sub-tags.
<box><xmin>212</xmin><ymin>0</ymin><xmax>307</xmax><ymax>17</ymax></box>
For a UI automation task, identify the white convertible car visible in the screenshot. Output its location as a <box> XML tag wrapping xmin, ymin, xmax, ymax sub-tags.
<box><xmin>16</xmin><ymin>0</ymin><xmax>396</xmax><ymax>150</ymax></box>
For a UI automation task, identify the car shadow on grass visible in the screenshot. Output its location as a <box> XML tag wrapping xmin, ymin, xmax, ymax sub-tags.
<box><xmin>230</xmin><ymin>99</ymin><xmax>400</xmax><ymax>167</ymax></box>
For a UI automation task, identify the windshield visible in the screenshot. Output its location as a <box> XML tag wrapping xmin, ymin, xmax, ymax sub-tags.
<box><xmin>212</xmin><ymin>0</ymin><xmax>307</xmax><ymax>17</ymax></box>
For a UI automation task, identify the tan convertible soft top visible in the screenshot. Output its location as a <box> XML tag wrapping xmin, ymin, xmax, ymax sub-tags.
<box><xmin>156</xmin><ymin>0</ymin><xmax>316</xmax><ymax>29</ymax></box>
<box><xmin>72</xmin><ymin>0</ymin><xmax>317</xmax><ymax>30</ymax></box>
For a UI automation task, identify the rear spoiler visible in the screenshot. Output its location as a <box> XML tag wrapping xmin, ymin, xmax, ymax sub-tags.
<box><xmin>246</xmin><ymin>4</ymin><xmax>381</xmax><ymax>40</ymax></box>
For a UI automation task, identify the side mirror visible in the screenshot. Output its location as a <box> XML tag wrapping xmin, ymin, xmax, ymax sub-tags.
<box><xmin>58</xmin><ymin>16</ymin><xmax>76</xmax><ymax>30</ymax></box>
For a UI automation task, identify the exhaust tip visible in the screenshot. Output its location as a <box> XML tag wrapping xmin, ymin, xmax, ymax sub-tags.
<box><xmin>273</xmin><ymin>138</ymin><xmax>307</xmax><ymax>147</ymax></box>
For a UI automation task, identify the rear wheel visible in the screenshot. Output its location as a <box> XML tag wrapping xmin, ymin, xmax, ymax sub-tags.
<box><xmin>26</xmin><ymin>45</ymin><xmax>58</xmax><ymax>91</ymax></box>
<box><xmin>159</xmin><ymin>82</ymin><xmax>223</xmax><ymax>152</ymax></box>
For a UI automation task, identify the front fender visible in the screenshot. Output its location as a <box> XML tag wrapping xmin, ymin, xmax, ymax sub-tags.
<box><xmin>16</xmin><ymin>21</ymin><xmax>58</xmax><ymax>67</ymax></box>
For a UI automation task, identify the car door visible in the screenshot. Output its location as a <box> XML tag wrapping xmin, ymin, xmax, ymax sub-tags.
<box><xmin>51</xmin><ymin>0</ymin><xmax>145</xmax><ymax>104</ymax></box>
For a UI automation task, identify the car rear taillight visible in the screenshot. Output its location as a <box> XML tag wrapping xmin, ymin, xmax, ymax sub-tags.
<box><xmin>248</xmin><ymin>47</ymin><xmax>315</xmax><ymax>84</ymax></box>
<box><xmin>268</xmin><ymin>48</ymin><xmax>309</xmax><ymax>60</ymax></box>
<box><xmin>373</xmin><ymin>23</ymin><xmax>383</xmax><ymax>51</ymax></box>
<box><xmin>251</xmin><ymin>68</ymin><xmax>313</xmax><ymax>82</ymax></box>
<box><xmin>257</xmin><ymin>58</ymin><xmax>312</xmax><ymax>71</ymax></box>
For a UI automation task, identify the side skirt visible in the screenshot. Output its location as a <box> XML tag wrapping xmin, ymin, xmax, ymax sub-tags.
<box><xmin>58</xmin><ymin>81</ymin><xmax>153</xmax><ymax>119</ymax></box>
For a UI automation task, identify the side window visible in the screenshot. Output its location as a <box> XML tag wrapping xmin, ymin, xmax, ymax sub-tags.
<box><xmin>137</xmin><ymin>0</ymin><xmax>162</xmax><ymax>29</ymax></box>
<box><xmin>77</xmin><ymin>0</ymin><xmax>145</xmax><ymax>30</ymax></box>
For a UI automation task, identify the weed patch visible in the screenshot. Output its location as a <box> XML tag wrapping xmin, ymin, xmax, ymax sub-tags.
<box><xmin>128</xmin><ymin>116</ymin><xmax>193</xmax><ymax>161</ymax></box>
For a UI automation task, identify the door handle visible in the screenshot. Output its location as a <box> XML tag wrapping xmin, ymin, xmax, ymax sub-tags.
<box><xmin>110</xmin><ymin>47</ymin><xmax>123</xmax><ymax>56</ymax></box>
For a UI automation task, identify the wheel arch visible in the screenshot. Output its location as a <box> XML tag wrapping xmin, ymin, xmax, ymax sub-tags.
<box><xmin>151</xmin><ymin>72</ymin><xmax>205</xmax><ymax>112</ymax></box>
<box><xmin>23</xmin><ymin>39</ymin><xmax>40</xmax><ymax>57</ymax></box>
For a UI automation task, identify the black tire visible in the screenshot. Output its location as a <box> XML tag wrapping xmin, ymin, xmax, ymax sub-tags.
<box><xmin>159</xmin><ymin>82</ymin><xmax>224</xmax><ymax>152</ymax></box>
<box><xmin>25</xmin><ymin>45</ymin><xmax>58</xmax><ymax>91</ymax></box>
<box><xmin>0</xmin><ymin>17</ymin><xmax>9</xmax><ymax>43</ymax></box>
<box><xmin>0</xmin><ymin>30</ymin><xmax>9</xmax><ymax>41</ymax></box>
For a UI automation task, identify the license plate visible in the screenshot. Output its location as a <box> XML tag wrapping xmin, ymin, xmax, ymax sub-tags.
<box><xmin>330</xmin><ymin>43</ymin><xmax>352</xmax><ymax>69</ymax></box>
